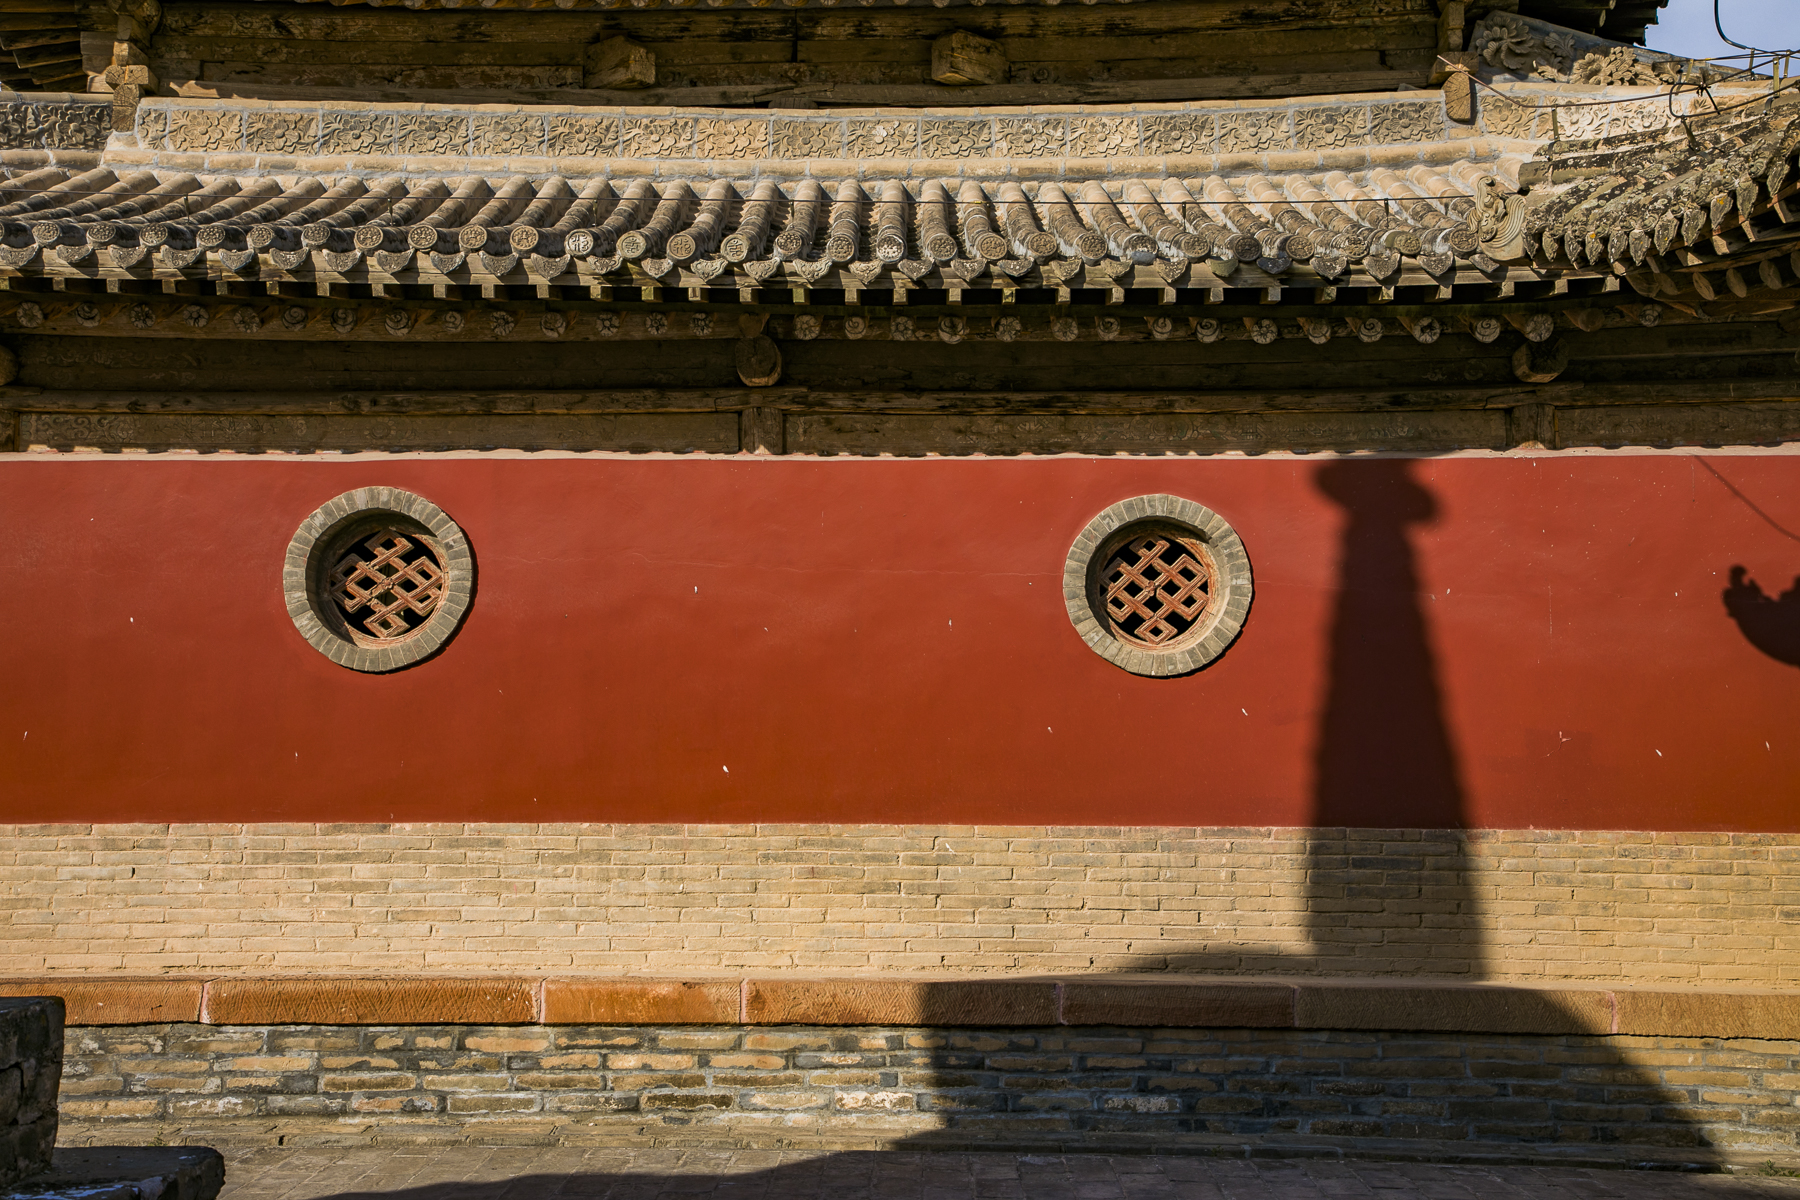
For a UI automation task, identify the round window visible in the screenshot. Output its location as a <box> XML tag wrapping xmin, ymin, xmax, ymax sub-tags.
<box><xmin>284</xmin><ymin>487</ymin><xmax>474</xmax><ymax>672</ymax></box>
<box><xmin>1064</xmin><ymin>495</ymin><xmax>1251</xmax><ymax>676</ymax></box>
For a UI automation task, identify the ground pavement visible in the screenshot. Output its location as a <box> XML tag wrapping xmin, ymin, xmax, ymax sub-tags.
<box><xmin>213</xmin><ymin>1146</ymin><xmax>1800</xmax><ymax>1200</ymax></box>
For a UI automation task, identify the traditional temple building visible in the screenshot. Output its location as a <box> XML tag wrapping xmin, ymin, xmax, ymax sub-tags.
<box><xmin>2</xmin><ymin>0</ymin><xmax>1799</xmax><ymax>1165</ymax></box>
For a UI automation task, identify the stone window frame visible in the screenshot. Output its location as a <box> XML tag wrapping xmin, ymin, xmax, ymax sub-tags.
<box><xmin>1063</xmin><ymin>494</ymin><xmax>1253</xmax><ymax>677</ymax></box>
<box><xmin>283</xmin><ymin>486</ymin><xmax>475</xmax><ymax>673</ymax></box>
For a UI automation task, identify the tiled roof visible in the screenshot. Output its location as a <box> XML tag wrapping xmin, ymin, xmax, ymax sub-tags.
<box><xmin>0</xmin><ymin>161</ymin><xmax>1530</xmax><ymax>293</ymax></box>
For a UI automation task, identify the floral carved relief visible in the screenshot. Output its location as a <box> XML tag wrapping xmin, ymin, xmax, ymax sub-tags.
<box><xmin>622</xmin><ymin>118</ymin><xmax>695</xmax><ymax>158</ymax></box>
<box><xmin>694</xmin><ymin>118</ymin><xmax>768</xmax><ymax>159</ymax></box>
<box><xmin>245</xmin><ymin>111</ymin><xmax>319</xmax><ymax>155</ymax></box>
<box><xmin>994</xmin><ymin>118</ymin><xmax>1065</xmax><ymax>157</ymax></box>
<box><xmin>471</xmin><ymin>116</ymin><xmax>544</xmax><ymax>158</ymax></box>
<box><xmin>0</xmin><ymin>102</ymin><xmax>109</xmax><ymax>151</ymax></box>
<box><xmin>1478</xmin><ymin>91</ymin><xmax>1543</xmax><ymax>140</ymax></box>
<box><xmin>546</xmin><ymin>116</ymin><xmax>621</xmax><ymax>157</ymax></box>
<box><xmin>846</xmin><ymin>119</ymin><xmax>918</xmax><ymax>158</ymax></box>
<box><xmin>1293</xmin><ymin>106</ymin><xmax>1368</xmax><ymax>150</ymax></box>
<box><xmin>320</xmin><ymin>114</ymin><xmax>397</xmax><ymax>156</ymax></box>
<box><xmin>1369</xmin><ymin>101</ymin><xmax>1446</xmax><ymax>145</ymax></box>
<box><xmin>1068</xmin><ymin>117</ymin><xmax>1137</xmax><ymax>158</ymax></box>
<box><xmin>921</xmin><ymin>119</ymin><xmax>993</xmax><ymax>158</ymax></box>
<box><xmin>395</xmin><ymin>114</ymin><xmax>466</xmax><ymax>156</ymax></box>
<box><xmin>165</xmin><ymin>109</ymin><xmax>244</xmax><ymax>153</ymax></box>
<box><xmin>771</xmin><ymin>119</ymin><xmax>840</xmax><ymax>158</ymax></box>
<box><xmin>135</xmin><ymin>105</ymin><xmax>170</xmax><ymax>150</ymax></box>
<box><xmin>1215</xmin><ymin>110</ymin><xmax>1289</xmax><ymax>154</ymax></box>
<box><xmin>1139</xmin><ymin>115</ymin><xmax>1212</xmax><ymax>156</ymax></box>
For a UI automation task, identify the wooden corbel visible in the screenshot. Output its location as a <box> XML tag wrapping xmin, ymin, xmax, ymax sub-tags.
<box><xmin>585</xmin><ymin>36</ymin><xmax>654</xmax><ymax>90</ymax></box>
<box><xmin>105</xmin><ymin>0</ymin><xmax>160</xmax><ymax>134</ymax></box>
<box><xmin>932</xmin><ymin>31</ymin><xmax>1007</xmax><ymax>86</ymax></box>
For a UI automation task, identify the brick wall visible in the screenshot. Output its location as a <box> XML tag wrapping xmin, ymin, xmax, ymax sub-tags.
<box><xmin>3</xmin><ymin>825</ymin><xmax>1794</xmax><ymax>984</ymax></box>
<box><xmin>54</xmin><ymin>1022</ymin><xmax>1800</xmax><ymax>1165</ymax></box>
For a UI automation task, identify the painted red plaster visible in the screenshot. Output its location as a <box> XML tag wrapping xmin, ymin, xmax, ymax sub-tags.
<box><xmin>0</xmin><ymin>453</ymin><xmax>1795</xmax><ymax>830</ymax></box>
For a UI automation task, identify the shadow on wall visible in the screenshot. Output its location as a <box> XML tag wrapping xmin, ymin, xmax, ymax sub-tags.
<box><xmin>118</xmin><ymin>461</ymin><xmax>1731</xmax><ymax>1197</ymax></box>
<box><xmin>1724</xmin><ymin>565</ymin><xmax>1800</xmax><ymax>667</ymax></box>
<box><xmin>1307</xmin><ymin>459</ymin><xmax>1481</xmax><ymax>977</ymax></box>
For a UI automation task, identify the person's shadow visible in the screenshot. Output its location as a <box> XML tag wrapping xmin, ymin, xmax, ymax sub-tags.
<box><xmin>1723</xmin><ymin>565</ymin><xmax>1800</xmax><ymax>667</ymax></box>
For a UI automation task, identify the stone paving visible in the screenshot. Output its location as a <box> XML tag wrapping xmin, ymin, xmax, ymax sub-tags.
<box><xmin>212</xmin><ymin>1147</ymin><xmax>1800</xmax><ymax>1200</ymax></box>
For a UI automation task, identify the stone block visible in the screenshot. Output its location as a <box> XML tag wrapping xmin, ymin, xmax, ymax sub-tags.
<box><xmin>203</xmin><ymin>978</ymin><xmax>534</xmax><ymax>1026</ymax></box>
<box><xmin>1</xmin><ymin>1147</ymin><xmax>222</xmax><ymax>1200</ymax></box>
<box><xmin>0</xmin><ymin>980</ymin><xmax>201</xmax><ymax>1027</ymax></box>
<box><xmin>0</xmin><ymin>998</ymin><xmax>61</xmax><ymax>1189</ymax></box>
<box><xmin>542</xmin><ymin>980</ymin><xmax>738</xmax><ymax>1026</ymax></box>
<box><xmin>1294</xmin><ymin>986</ymin><xmax>1613</xmax><ymax>1035</ymax></box>
<box><xmin>744</xmin><ymin>979</ymin><xmax>1057</xmax><ymax>1027</ymax></box>
<box><xmin>1061</xmin><ymin>982</ymin><xmax>1294</xmax><ymax>1029</ymax></box>
<box><xmin>1615</xmin><ymin>991</ymin><xmax>1800</xmax><ymax>1040</ymax></box>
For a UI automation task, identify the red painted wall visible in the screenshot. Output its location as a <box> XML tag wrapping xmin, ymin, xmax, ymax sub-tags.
<box><xmin>1</xmin><ymin>453</ymin><xmax>1796</xmax><ymax>830</ymax></box>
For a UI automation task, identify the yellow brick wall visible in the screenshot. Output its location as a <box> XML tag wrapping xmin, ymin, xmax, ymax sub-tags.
<box><xmin>2</xmin><ymin>825</ymin><xmax>1794</xmax><ymax>984</ymax></box>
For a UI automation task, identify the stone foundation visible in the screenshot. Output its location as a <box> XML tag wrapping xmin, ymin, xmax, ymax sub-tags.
<box><xmin>0</xmin><ymin>999</ymin><xmax>61</xmax><ymax>1189</ymax></box>
<box><xmin>54</xmin><ymin>1021</ymin><xmax>1800</xmax><ymax>1167</ymax></box>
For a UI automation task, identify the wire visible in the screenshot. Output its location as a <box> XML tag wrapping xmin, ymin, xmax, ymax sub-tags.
<box><xmin>1714</xmin><ymin>0</ymin><xmax>1780</xmax><ymax>56</ymax></box>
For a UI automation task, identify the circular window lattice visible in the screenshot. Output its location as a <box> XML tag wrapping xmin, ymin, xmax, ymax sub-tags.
<box><xmin>1064</xmin><ymin>495</ymin><xmax>1252</xmax><ymax>676</ymax></box>
<box><xmin>284</xmin><ymin>487</ymin><xmax>474</xmax><ymax>672</ymax></box>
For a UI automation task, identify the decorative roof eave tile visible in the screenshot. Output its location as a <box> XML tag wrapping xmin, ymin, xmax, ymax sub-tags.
<box><xmin>6</xmin><ymin>94</ymin><xmax>1798</xmax><ymax>317</ymax></box>
<box><xmin>1512</xmin><ymin>98</ymin><xmax>1800</xmax><ymax>315</ymax></box>
<box><xmin>0</xmin><ymin>151</ymin><xmax>1538</xmax><ymax>299</ymax></box>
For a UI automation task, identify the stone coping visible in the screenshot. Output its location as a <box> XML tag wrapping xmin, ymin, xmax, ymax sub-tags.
<box><xmin>4</xmin><ymin>977</ymin><xmax>1797</xmax><ymax>1040</ymax></box>
<box><xmin>21</xmin><ymin>138</ymin><xmax>1530</xmax><ymax>186</ymax></box>
<box><xmin>128</xmin><ymin>91</ymin><xmax>1479</xmax><ymax>168</ymax></box>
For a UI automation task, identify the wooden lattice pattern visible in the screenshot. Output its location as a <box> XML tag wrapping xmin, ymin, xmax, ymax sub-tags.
<box><xmin>328</xmin><ymin>530</ymin><xmax>447</xmax><ymax>640</ymax></box>
<box><xmin>1101</xmin><ymin>530</ymin><xmax>1214</xmax><ymax>647</ymax></box>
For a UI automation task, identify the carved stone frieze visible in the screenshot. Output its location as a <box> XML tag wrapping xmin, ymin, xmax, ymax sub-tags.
<box><xmin>320</xmin><ymin>114</ymin><xmax>397</xmax><ymax>156</ymax></box>
<box><xmin>994</xmin><ymin>118</ymin><xmax>1065</xmax><ymax>157</ymax></box>
<box><xmin>1571</xmin><ymin>46</ymin><xmax>1661</xmax><ymax>87</ymax></box>
<box><xmin>0</xmin><ymin>100</ymin><xmax>109</xmax><ymax>152</ymax></box>
<box><xmin>695</xmin><ymin>118</ymin><xmax>767</xmax><ymax>159</ymax></box>
<box><xmin>165</xmin><ymin>108</ymin><xmax>244</xmax><ymax>153</ymax></box>
<box><xmin>135</xmin><ymin>106</ymin><xmax>169</xmax><ymax>149</ymax></box>
<box><xmin>1067</xmin><ymin>118</ymin><xmax>1137</xmax><ymax>158</ymax></box>
<box><xmin>1368</xmin><ymin>101</ymin><xmax>1445</xmax><ymax>145</ymax></box>
<box><xmin>1471</xmin><ymin>13</ymin><xmax>1576</xmax><ymax>81</ymax></box>
<box><xmin>1139</xmin><ymin>115</ymin><xmax>1211</xmax><ymax>156</ymax></box>
<box><xmin>621</xmin><ymin>118</ymin><xmax>693</xmax><ymax>158</ymax></box>
<box><xmin>920</xmin><ymin>119</ymin><xmax>993</xmax><ymax>158</ymax></box>
<box><xmin>1478</xmin><ymin>91</ymin><xmax>1544</xmax><ymax>141</ymax></box>
<box><xmin>545</xmin><ymin>115</ymin><xmax>621</xmax><ymax>157</ymax></box>
<box><xmin>396</xmin><ymin>114</ymin><xmax>467</xmax><ymax>156</ymax></box>
<box><xmin>472</xmin><ymin>115</ymin><xmax>544</xmax><ymax>158</ymax></box>
<box><xmin>1215</xmin><ymin>110</ymin><xmax>1289</xmax><ymax>155</ymax></box>
<box><xmin>845</xmin><ymin>118</ymin><xmax>918</xmax><ymax>158</ymax></box>
<box><xmin>1293</xmin><ymin>107</ymin><xmax>1367</xmax><ymax>149</ymax></box>
<box><xmin>246</xmin><ymin>111</ymin><xmax>319</xmax><ymax>155</ymax></box>
<box><xmin>771</xmin><ymin>120</ymin><xmax>840</xmax><ymax>158</ymax></box>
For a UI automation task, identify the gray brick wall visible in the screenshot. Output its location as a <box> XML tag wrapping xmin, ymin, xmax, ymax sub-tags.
<box><xmin>58</xmin><ymin>1022</ymin><xmax>1800</xmax><ymax>1161</ymax></box>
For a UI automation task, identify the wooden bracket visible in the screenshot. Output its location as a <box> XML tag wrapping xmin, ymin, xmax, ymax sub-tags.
<box><xmin>1433</xmin><ymin>51</ymin><xmax>1478</xmax><ymax>123</ymax></box>
<box><xmin>1512</xmin><ymin>338</ymin><xmax>1569</xmax><ymax>384</ymax></box>
<box><xmin>932</xmin><ymin>31</ymin><xmax>1007</xmax><ymax>86</ymax></box>
<box><xmin>1437</xmin><ymin>1</ymin><xmax>1467</xmax><ymax>51</ymax></box>
<box><xmin>735</xmin><ymin>335</ymin><xmax>782</xmax><ymax>387</ymax></box>
<box><xmin>585</xmin><ymin>36</ymin><xmax>655</xmax><ymax>90</ymax></box>
<box><xmin>104</xmin><ymin>0</ymin><xmax>161</xmax><ymax>133</ymax></box>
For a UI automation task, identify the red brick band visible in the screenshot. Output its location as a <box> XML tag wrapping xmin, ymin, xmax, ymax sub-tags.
<box><xmin>2</xmin><ymin>977</ymin><xmax>1795</xmax><ymax>1041</ymax></box>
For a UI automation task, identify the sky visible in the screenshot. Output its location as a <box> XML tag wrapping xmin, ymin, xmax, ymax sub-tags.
<box><xmin>1644</xmin><ymin>0</ymin><xmax>1800</xmax><ymax>60</ymax></box>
